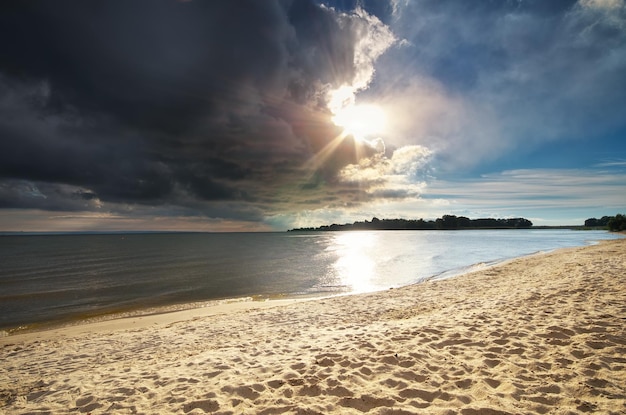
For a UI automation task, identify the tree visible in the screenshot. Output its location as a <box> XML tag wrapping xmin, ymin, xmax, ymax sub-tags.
<box><xmin>509</xmin><ymin>218</ymin><xmax>533</xmax><ymax>228</ymax></box>
<box><xmin>608</xmin><ymin>214</ymin><xmax>626</xmax><ymax>232</ymax></box>
<box><xmin>458</xmin><ymin>216</ymin><xmax>471</xmax><ymax>228</ymax></box>
<box><xmin>586</xmin><ymin>215</ymin><xmax>624</xmax><ymax>230</ymax></box>
<box><xmin>442</xmin><ymin>215</ymin><xmax>459</xmax><ymax>229</ymax></box>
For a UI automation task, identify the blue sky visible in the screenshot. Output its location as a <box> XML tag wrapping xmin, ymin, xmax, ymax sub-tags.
<box><xmin>0</xmin><ymin>0</ymin><xmax>624</xmax><ymax>231</ymax></box>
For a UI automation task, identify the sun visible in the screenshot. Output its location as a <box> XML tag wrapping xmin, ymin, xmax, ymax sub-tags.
<box><xmin>332</xmin><ymin>103</ymin><xmax>387</xmax><ymax>141</ymax></box>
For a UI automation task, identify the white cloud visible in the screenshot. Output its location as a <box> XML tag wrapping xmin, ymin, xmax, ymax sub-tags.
<box><xmin>580</xmin><ymin>0</ymin><xmax>624</xmax><ymax>10</ymax></box>
<box><xmin>594</xmin><ymin>159</ymin><xmax>626</xmax><ymax>168</ymax></box>
<box><xmin>338</xmin><ymin>144</ymin><xmax>432</xmax><ymax>197</ymax></box>
<box><xmin>327</xmin><ymin>7</ymin><xmax>396</xmax><ymax>115</ymax></box>
<box><xmin>427</xmin><ymin>168</ymin><xmax>626</xmax><ymax>212</ymax></box>
<box><xmin>349</xmin><ymin>8</ymin><xmax>397</xmax><ymax>91</ymax></box>
<box><xmin>273</xmin><ymin>164</ymin><xmax>626</xmax><ymax>229</ymax></box>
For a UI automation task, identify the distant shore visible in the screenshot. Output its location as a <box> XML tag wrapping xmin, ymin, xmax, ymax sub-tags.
<box><xmin>2</xmin><ymin>238</ymin><xmax>625</xmax><ymax>414</ymax></box>
<box><xmin>289</xmin><ymin>215</ymin><xmax>534</xmax><ymax>231</ymax></box>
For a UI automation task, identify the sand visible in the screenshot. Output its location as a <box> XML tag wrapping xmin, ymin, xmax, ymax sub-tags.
<box><xmin>1</xmin><ymin>238</ymin><xmax>625</xmax><ymax>415</ymax></box>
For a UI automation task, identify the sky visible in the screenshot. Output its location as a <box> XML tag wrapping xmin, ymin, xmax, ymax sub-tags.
<box><xmin>0</xmin><ymin>0</ymin><xmax>625</xmax><ymax>232</ymax></box>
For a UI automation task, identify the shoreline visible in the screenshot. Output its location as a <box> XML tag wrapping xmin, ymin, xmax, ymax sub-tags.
<box><xmin>0</xmin><ymin>245</ymin><xmax>561</xmax><ymax>341</ymax></box>
<box><xmin>3</xmin><ymin>233</ymin><xmax>618</xmax><ymax>338</ymax></box>
<box><xmin>0</xmin><ymin>294</ymin><xmax>330</xmax><ymax>343</ymax></box>
<box><xmin>0</xmin><ymin>252</ymin><xmax>558</xmax><ymax>338</ymax></box>
<box><xmin>1</xmin><ymin>239</ymin><xmax>625</xmax><ymax>414</ymax></box>
<box><xmin>0</xmin><ymin>293</ymin><xmax>328</xmax><ymax>338</ymax></box>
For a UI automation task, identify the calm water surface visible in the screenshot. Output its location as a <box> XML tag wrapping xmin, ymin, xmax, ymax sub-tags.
<box><xmin>0</xmin><ymin>229</ymin><xmax>621</xmax><ymax>331</ymax></box>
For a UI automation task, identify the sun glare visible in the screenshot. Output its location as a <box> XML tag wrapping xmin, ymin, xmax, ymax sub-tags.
<box><xmin>332</xmin><ymin>104</ymin><xmax>387</xmax><ymax>141</ymax></box>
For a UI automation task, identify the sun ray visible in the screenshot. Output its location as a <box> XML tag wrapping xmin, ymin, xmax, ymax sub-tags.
<box><xmin>300</xmin><ymin>84</ymin><xmax>389</xmax><ymax>191</ymax></box>
<box><xmin>303</xmin><ymin>130</ymin><xmax>350</xmax><ymax>175</ymax></box>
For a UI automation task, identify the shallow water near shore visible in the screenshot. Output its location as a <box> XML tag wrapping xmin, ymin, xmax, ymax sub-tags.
<box><xmin>0</xmin><ymin>229</ymin><xmax>621</xmax><ymax>332</ymax></box>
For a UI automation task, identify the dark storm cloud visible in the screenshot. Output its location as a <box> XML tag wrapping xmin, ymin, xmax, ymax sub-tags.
<box><xmin>0</xmin><ymin>0</ymin><xmax>388</xmax><ymax>219</ymax></box>
<box><xmin>0</xmin><ymin>179</ymin><xmax>102</xmax><ymax>212</ymax></box>
<box><xmin>0</xmin><ymin>76</ymin><xmax>175</xmax><ymax>202</ymax></box>
<box><xmin>2</xmin><ymin>1</ymin><xmax>292</xmax><ymax>132</ymax></box>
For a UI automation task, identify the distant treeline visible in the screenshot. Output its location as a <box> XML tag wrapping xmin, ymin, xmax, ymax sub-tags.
<box><xmin>585</xmin><ymin>214</ymin><xmax>626</xmax><ymax>232</ymax></box>
<box><xmin>289</xmin><ymin>215</ymin><xmax>533</xmax><ymax>232</ymax></box>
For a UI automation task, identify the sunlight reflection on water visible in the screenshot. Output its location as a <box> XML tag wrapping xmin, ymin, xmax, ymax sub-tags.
<box><xmin>330</xmin><ymin>231</ymin><xmax>379</xmax><ymax>293</ymax></box>
<box><xmin>321</xmin><ymin>229</ymin><xmax>624</xmax><ymax>296</ymax></box>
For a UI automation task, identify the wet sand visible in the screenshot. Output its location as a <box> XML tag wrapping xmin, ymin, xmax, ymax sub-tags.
<box><xmin>1</xmin><ymin>238</ymin><xmax>625</xmax><ymax>414</ymax></box>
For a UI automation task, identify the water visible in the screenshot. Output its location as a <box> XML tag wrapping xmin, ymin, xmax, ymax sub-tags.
<box><xmin>0</xmin><ymin>229</ymin><xmax>621</xmax><ymax>332</ymax></box>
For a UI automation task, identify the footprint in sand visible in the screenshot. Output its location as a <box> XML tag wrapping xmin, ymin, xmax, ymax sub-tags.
<box><xmin>338</xmin><ymin>394</ymin><xmax>396</xmax><ymax>412</ymax></box>
<box><xmin>398</xmin><ymin>388</ymin><xmax>439</xmax><ymax>402</ymax></box>
<box><xmin>75</xmin><ymin>395</ymin><xmax>102</xmax><ymax>413</ymax></box>
<box><xmin>182</xmin><ymin>399</ymin><xmax>219</xmax><ymax>413</ymax></box>
<box><xmin>220</xmin><ymin>385</ymin><xmax>261</xmax><ymax>400</ymax></box>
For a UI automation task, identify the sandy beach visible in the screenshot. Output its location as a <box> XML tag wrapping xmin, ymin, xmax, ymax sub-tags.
<box><xmin>1</xmin><ymin>238</ymin><xmax>625</xmax><ymax>415</ymax></box>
